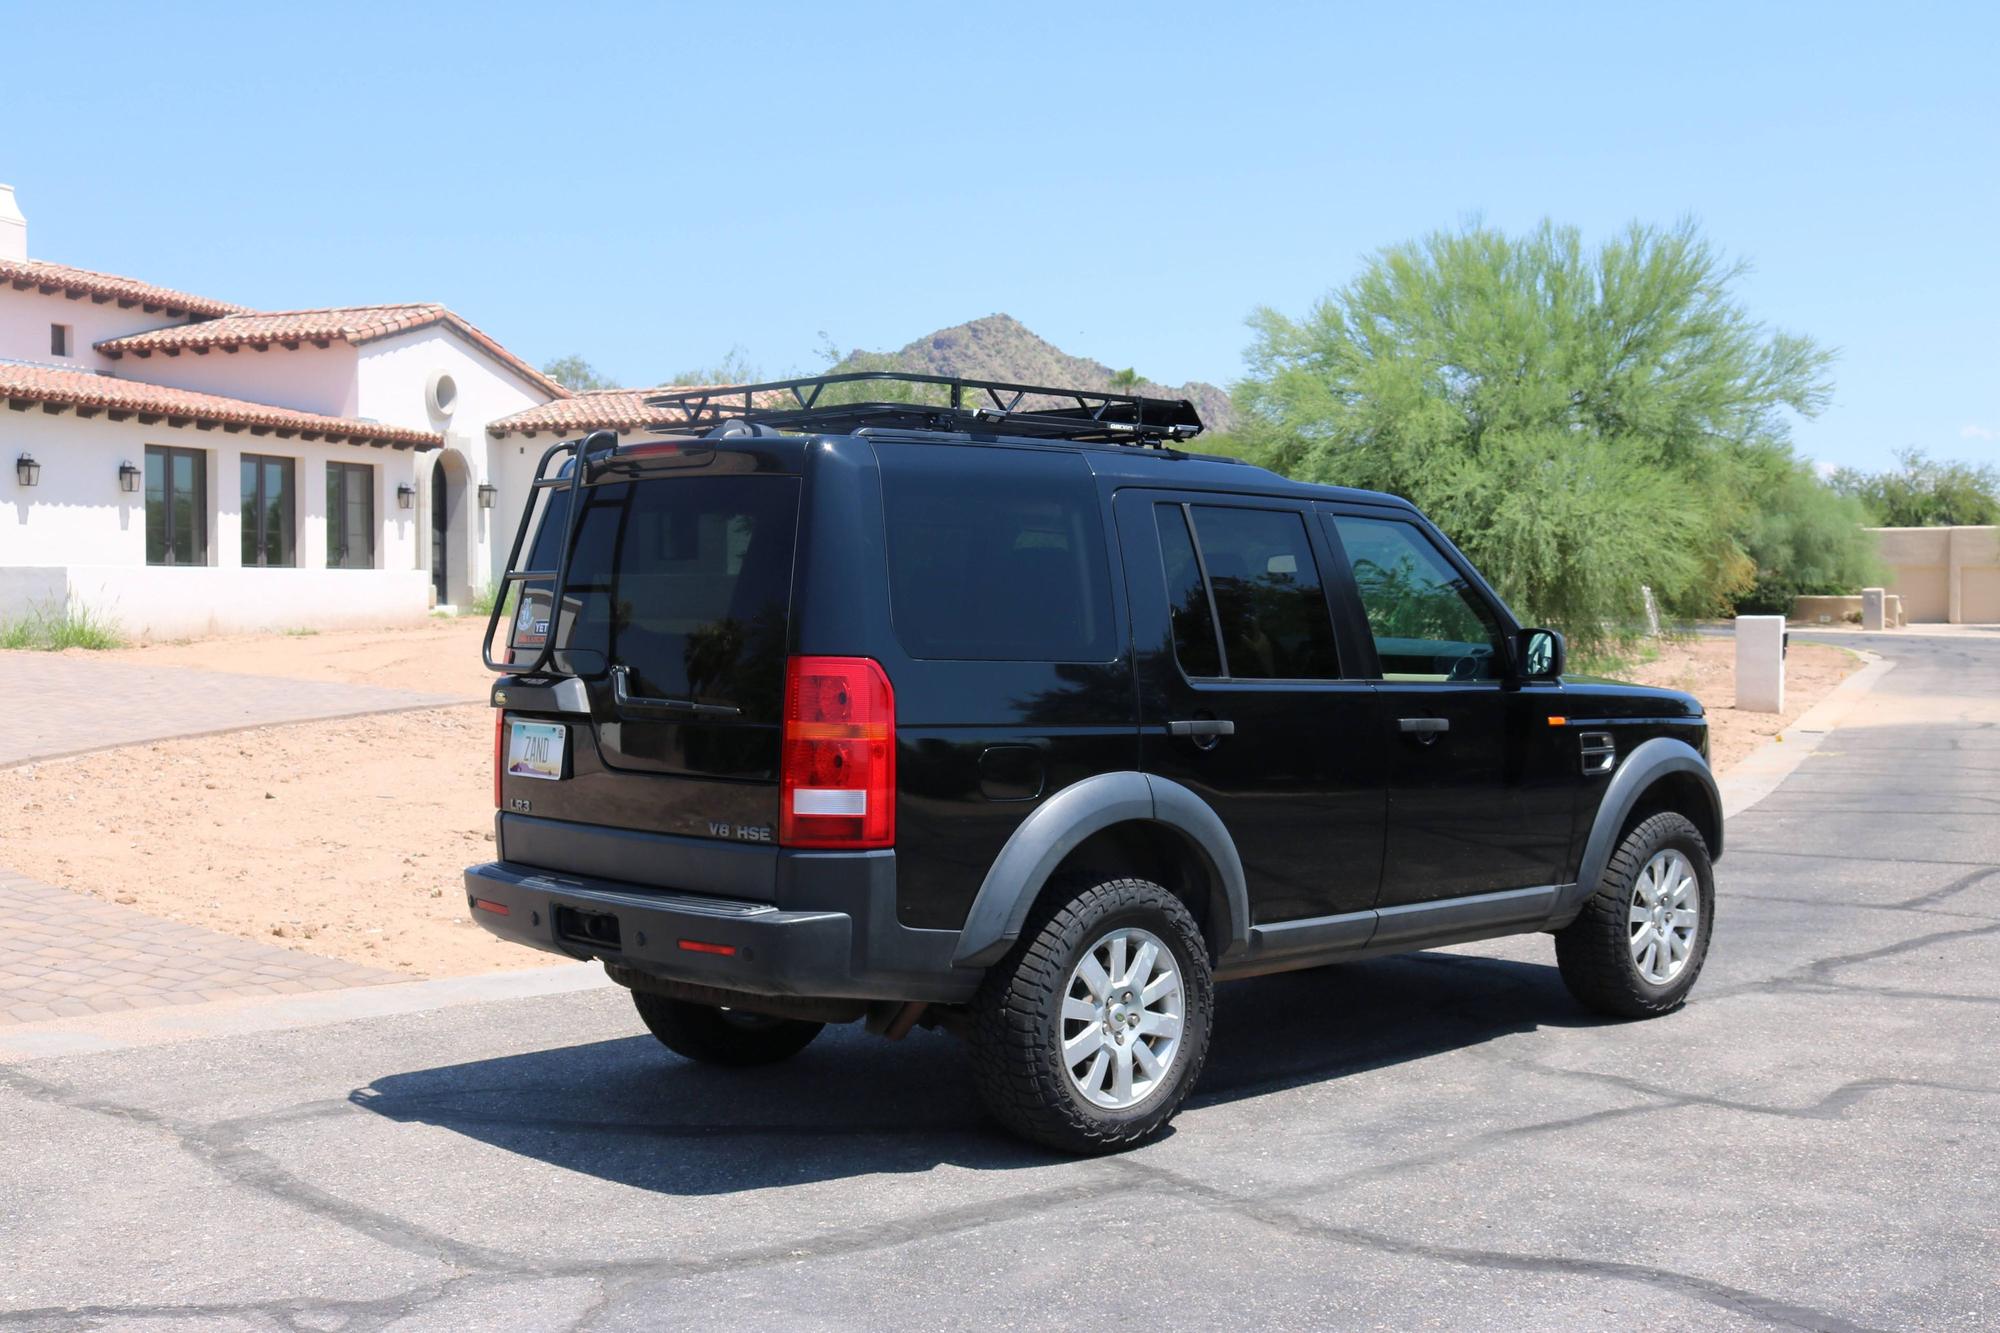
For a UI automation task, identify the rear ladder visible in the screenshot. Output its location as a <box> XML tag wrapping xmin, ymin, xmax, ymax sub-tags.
<box><xmin>480</xmin><ymin>429</ymin><xmax>618</xmax><ymax>676</ymax></box>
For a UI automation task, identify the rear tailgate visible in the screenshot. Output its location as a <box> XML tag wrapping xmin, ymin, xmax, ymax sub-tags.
<box><xmin>497</xmin><ymin>446</ymin><xmax>803</xmax><ymax>879</ymax></box>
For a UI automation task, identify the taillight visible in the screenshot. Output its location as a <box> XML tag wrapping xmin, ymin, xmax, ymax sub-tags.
<box><xmin>779</xmin><ymin>656</ymin><xmax>895</xmax><ymax>849</ymax></box>
<box><xmin>492</xmin><ymin>712</ymin><xmax>505</xmax><ymax>808</ymax></box>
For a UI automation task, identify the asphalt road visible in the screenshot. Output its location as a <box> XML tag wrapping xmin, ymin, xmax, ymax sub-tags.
<box><xmin>3</xmin><ymin>631</ymin><xmax>1996</xmax><ymax>1331</ymax></box>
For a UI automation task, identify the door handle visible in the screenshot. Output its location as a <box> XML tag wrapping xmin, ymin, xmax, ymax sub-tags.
<box><xmin>1398</xmin><ymin>716</ymin><xmax>1450</xmax><ymax>745</ymax></box>
<box><xmin>1166</xmin><ymin>719</ymin><xmax>1236</xmax><ymax>738</ymax></box>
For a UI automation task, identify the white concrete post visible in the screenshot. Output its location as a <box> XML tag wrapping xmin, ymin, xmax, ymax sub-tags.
<box><xmin>1736</xmin><ymin>615</ymin><xmax>1785</xmax><ymax>714</ymax></box>
<box><xmin>1861</xmin><ymin>587</ymin><xmax>1886</xmax><ymax>632</ymax></box>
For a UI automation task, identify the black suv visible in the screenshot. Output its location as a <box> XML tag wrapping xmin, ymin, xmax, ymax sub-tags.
<box><xmin>468</xmin><ymin>373</ymin><xmax>1720</xmax><ymax>1153</ymax></box>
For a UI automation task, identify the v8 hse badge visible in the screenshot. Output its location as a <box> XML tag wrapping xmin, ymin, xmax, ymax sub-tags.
<box><xmin>709</xmin><ymin>821</ymin><xmax>774</xmax><ymax>843</ymax></box>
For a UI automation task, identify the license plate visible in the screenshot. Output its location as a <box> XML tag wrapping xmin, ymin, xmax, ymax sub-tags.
<box><xmin>506</xmin><ymin>721</ymin><xmax>566</xmax><ymax>781</ymax></box>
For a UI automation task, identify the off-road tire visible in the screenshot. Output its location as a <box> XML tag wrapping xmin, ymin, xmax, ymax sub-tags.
<box><xmin>1555</xmin><ymin>811</ymin><xmax>1715</xmax><ymax>1019</ymax></box>
<box><xmin>631</xmin><ymin>991</ymin><xmax>823</xmax><ymax>1067</ymax></box>
<box><xmin>969</xmin><ymin>877</ymin><xmax>1214</xmax><ymax>1155</ymax></box>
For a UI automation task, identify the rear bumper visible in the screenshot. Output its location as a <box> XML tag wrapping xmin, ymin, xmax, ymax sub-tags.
<box><xmin>464</xmin><ymin>854</ymin><xmax>974</xmax><ymax>1004</ymax></box>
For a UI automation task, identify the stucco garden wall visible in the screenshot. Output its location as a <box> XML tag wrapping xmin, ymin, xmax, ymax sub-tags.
<box><xmin>1870</xmin><ymin>526</ymin><xmax>2000</xmax><ymax>624</ymax></box>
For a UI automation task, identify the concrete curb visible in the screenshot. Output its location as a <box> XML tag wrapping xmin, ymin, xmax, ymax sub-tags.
<box><xmin>0</xmin><ymin>961</ymin><xmax>612</xmax><ymax>1063</ymax></box>
<box><xmin>1718</xmin><ymin>650</ymin><xmax>1897</xmax><ymax>819</ymax></box>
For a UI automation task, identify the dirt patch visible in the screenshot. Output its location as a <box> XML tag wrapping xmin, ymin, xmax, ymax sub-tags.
<box><xmin>1604</xmin><ymin>635</ymin><xmax>1862</xmax><ymax>772</ymax></box>
<box><xmin>88</xmin><ymin>618</ymin><xmax>493</xmax><ymax>699</ymax></box>
<box><xmin>5</xmin><ymin>624</ymin><xmax>1861</xmax><ymax>978</ymax></box>
<box><xmin>0</xmin><ymin>706</ymin><xmax>541</xmax><ymax>978</ymax></box>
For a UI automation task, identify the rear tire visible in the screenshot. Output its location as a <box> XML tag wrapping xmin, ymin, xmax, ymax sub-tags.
<box><xmin>631</xmin><ymin>991</ymin><xmax>823</xmax><ymax>1066</ymax></box>
<box><xmin>1555</xmin><ymin>812</ymin><xmax>1715</xmax><ymax>1019</ymax></box>
<box><xmin>970</xmin><ymin>877</ymin><xmax>1213</xmax><ymax>1155</ymax></box>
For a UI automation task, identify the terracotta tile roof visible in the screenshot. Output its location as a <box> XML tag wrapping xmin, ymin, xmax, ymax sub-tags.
<box><xmin>96</xmin><ymin>304</ymin><xmax>572</xmax><ymax>399</ymax></box>
<box><xmin>0</xmin><ymin>258</ymin><xmax>248</xmax><ymax>319</ymax></box>
<box><xmin>486</xmin><ymin>385</ymin><xmax>797</xmax><ymax>437</ymax></box>
<box><xmin>0</xmin><ymin>361</ymin><xmax>441</xmax><ymax>449</ymax></box>
<box><xmin>486</xmin><ymin>386</ymin><xmax>702</xmax><ymax>437</ymax></box>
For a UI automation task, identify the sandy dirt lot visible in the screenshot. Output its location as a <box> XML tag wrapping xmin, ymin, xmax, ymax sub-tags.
<box><xmin>1607</xmin><ymin>634</ymin><xmax>1861</xmax><ymax>771</ymax></box>
<box><xmin>90</xmin><ymin>618</ymin><xmax>494</xmax><ymax>699</ymax></box>
<box><xmin>1</xmin><ymin>623</ymin><xmax>1861</xmax><ymax>977</ymax></box>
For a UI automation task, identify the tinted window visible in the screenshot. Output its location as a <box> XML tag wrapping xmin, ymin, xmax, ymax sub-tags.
<box><xmin>1328</xmin><ymin>516</ymin><xmax>1506</xmax><ymax>681</ymax></box>
<box><xmin>879</xmin><ymin>444</ymin><xmax>1114</xmax><ymax>662</ymax></box>
<box><xmin>1154</xmin><ymin>504</ymin><xmax>1221</xmax><ymax>677</ymax></box>
<box><xmin>1185</xmin><ymin>505</ymin><xmax>1339</xmax><ymax>680</ymax></box>
<box><xmin>541</xmin><ymin>475</ymin><xmax>799</xmax><ymax>722</ymax></box>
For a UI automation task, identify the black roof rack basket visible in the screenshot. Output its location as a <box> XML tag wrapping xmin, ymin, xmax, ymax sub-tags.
<box><xmin>643</xmin><ymin>371</ymin><xmax>1205</xmax><ymax>446</ymax></box>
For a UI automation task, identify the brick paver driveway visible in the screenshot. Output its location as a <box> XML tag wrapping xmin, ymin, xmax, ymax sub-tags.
<box><xmin>0</xmin><ymin>652</ymin><xmax>470</xmax><ymax>766</ymax></box>
<box><xmin>0</xmin><ymin>653</ymin><xmax>461</xmax><ymax>1021</ymax></box>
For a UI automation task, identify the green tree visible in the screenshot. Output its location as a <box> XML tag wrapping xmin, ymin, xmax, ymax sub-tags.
<box><xmin>1735</xmin><ymin>456</ymin><xmax>1881</xmax><ymax>613</ymax></box>
<box><xmin>669</xmin><ymin>346</ymin><xmax>762</xmax><ymax>387</ymax></box>
<box><xmin>1234</xmin><ymin>219</ymin><xmax>1844</xmax><ymax>643</ymax></box>
<box><xmin>1829</xmin><ymin>448</ymin><xmax>2000</xmax><ymax>527</ymax></box>
<box><xmin>541</xmin><ymin>355</ymin><xmax>618</xmax><ymax>391</ymax></box>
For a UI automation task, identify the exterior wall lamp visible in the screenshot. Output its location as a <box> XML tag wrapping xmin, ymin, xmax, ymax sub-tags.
<box><xmin>118</xmin><ymin>461</ymin><xmax>141</xmax><ymax>493</ymax></box>
<box><xmin>397</xmin><ymin>483</ymin><xmax>416</xmax><ymax>510</ymax></box>
<box><xmin>15</xmin><ymin>453</ymin><xmax>39</xmax><ymax>486</ymax></box>
<box><xmin>477</xmin><ymin>482</ymin><xmax>497</xmax><ymax>510</ymax></box>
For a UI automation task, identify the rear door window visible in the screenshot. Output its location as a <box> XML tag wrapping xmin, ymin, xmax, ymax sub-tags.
<box><xmin>1153</xmin><ymin>504</ymin><xmax>1340</xmax><ymax>680</ymax></box>
<box><xmin>877</xmin><ymin>443</ymin><xmax>1115</xmax><ymax>662</ymax></box>
<box><xmin>528</xmin><ymin>475</ymin><xmax>800</xmax><ymax>721</ymax></box>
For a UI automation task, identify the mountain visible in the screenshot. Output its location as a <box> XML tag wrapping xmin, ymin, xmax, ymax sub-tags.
<box><xmin>830</xmin><ymin>314</ymin><xmax>1236</xmax><ymax>435</ymax></box>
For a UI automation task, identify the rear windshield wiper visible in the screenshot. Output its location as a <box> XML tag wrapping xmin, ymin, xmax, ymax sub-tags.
<box><xmin>610</xmin><ymin>665</ymin><xmax>742</xmax><ymax>718</ymax></box>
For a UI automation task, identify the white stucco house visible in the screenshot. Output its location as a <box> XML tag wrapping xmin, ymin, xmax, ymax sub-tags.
<box><xmin>0</xmin><ymin>184</ymin><xmax>694</xmax><ymax>639</ymax></box>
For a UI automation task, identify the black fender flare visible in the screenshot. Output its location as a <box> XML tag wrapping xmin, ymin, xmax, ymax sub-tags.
<box><xmin>950</xmin><ymin>772</ymin><xmax>1251</xmax><ymax>968</ymax></box>
<box><xmin>1560</xmin><ymin>736</ymin><xmax>1723</xmax><ymax>924</ymax></box>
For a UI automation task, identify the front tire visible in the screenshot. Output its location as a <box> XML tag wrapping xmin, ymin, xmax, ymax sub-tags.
<box><xmin>631</xmin><ymin>991</ymin><xmax>823</xmax><ymax>1066</ymax></box>
<box><xmin>970</xmin><ymin>877</ymin><xmax>1214</xmax><ymax>1154</ymax></box>
<box><xmin>1555</xmin><ymin>811</ymin><xmax>1715</xmax><ymax>1019</ymax></box>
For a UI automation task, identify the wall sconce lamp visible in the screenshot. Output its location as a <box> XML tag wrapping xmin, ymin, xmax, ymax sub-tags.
<box><xmin>16</xmin><ymin>454</ymin><xmax>39</xmax><ymax>487</ymax></box>
<box><xmin>396</xmin><ymin>483</ymin><xmax>416</xmax><ymax>510</ymax></box>
<box><xmin>477</xmin><ymin>482</ymin><xmax>497</xmax><ymax>510</ymax></box>
<box><xmin>118</xmin><ymin>461</ymin><xmax>141</xmax><ymax>493</ymax></box>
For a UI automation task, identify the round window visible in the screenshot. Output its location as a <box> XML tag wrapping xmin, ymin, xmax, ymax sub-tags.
<box><xmin>427</xmin><ymin>372</ymin><xmax>459</xmax><ymax>418</ymax></box>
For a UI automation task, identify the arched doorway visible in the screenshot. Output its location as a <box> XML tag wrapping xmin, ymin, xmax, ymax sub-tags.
<box><xmin>430</xmin><ymin>455</ymin><xmax>449</xmax><ymax>607</ymax></box>
<box><xmin>426</xmin><ymin>447</ymin><xmax>474</xmax><ymax>609</ymax></box>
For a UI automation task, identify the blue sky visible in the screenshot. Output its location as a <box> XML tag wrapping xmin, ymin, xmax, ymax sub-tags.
<box><xmin>2</xmin><ymin>0</ymin><xmax>1994</xmax><ymax>471</ymax></box>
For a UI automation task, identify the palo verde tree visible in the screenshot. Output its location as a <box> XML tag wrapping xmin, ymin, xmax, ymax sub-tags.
<box><xmin>1234</xmin><ymin>219</ymin><xmax>1856</xmax><ymax>643</ymax></box>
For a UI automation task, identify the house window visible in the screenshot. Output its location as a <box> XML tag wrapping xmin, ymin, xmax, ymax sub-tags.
<box><xmin>50</xmin><ymin>324</ymin><xmax>71</xmax><ymax>357</ymax></box>
<box><xmin>145</xmin><ymin>446</ymin><xmax>208</xmax><ymax>566</ymax></box>
<box><xmin>326</xmin><ymin>461</ymin><xmax>375</xmax><ymax>569</ymax></box>
<box><xmin>240</xmin><ymin>454</ymin><xmax>296</xmax><ymax>568</ymax></box>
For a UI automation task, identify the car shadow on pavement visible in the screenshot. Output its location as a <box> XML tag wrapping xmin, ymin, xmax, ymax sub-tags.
<box><xmin>350</xmin><ymin>949</ymin><xmax>1599</xmax><ymax>1193</ymax></box>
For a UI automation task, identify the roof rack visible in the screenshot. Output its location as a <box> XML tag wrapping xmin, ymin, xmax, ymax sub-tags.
<box><xmin>642</xmin><ymin>371</ymin><xmax>1204</xmax><ymax>446</ymax></box>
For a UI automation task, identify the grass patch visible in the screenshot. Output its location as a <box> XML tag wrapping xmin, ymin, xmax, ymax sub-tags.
<box><xmin>464</xmin><ymin>584</ymin><xmax>502</xmax><ymax>618</ymax></box>
<box><xmin>0</xmin><ymin>600</ymin><xmax>125</xmax><ymax>651</ymax></box>
<box><xmin>283</xmin><ymin>627</ymin><xmax>321</xmax><ymax>637</ymax></box>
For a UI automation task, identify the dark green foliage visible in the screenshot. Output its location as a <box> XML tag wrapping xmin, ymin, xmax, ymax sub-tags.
<box><xmin>1829</xmin><ymin>448</ymin><xmax>2000</xmax><ymax>528</ymax></box>
<box><xmin>1234</xmin><ymin>219</ymin><xmax>1862</xmax><ymax>642</ymax></box>
<box><xmin>541</xmin><ymin>355</ymin><xmax>618</xmax><ymax>392</ymax></box>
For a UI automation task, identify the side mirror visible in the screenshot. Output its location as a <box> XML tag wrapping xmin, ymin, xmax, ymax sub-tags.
<box><xmin>1516</xmin><ymin>627</ymin><xmax>1565</xmax><ymax>680</ymax></box>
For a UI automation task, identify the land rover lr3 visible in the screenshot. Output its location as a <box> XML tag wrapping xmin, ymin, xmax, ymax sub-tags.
<box><xmin>467</xmin><ymin>373</ymin><xmax>1720</xmax><ymax>1154</ymax></box>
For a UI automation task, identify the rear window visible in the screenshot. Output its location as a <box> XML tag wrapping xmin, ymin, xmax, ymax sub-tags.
<box><xmin>521</xmin><ymin>475</ymin><xmax>799</xmax><ymax>721</ymax></box>
<box><xmin>877</xmin><ymin>443</ymin><xmax>1115</xmax><ymax>662</ymax></box>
